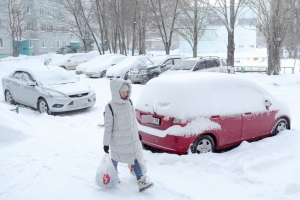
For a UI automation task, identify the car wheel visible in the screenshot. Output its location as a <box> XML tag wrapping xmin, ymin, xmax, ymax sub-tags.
<box><xmin>150</xmin><ymin>72</ymin><xmax>159</xmax><ymax>79</ymax></box>
<box><xmin>124</xmin><ymin>71</ymin><xmax>129</xmax><ymax>80</ymax></box>
<box><xmin>60</xmin><ymin>66</ymin><xmax>67</xmax><ymax>70</ymax></box>
<box><xmin>191</xmin><ymin>135</ymin><xmax>215</xmax><ymax>154</ymax></box>
<box><xmin>38</xmin><ymin>98</ymin><xmax>52</xmax><ymax>115</ymax></box>
<box><xmin>272</xmin><ymin>118</ymin><xmax>288</xmax><ymax>136</ymax></box>
<box><xmin>100</xmin><ymin>70</ymin><xmax>106</xmax><ymax>78</ymax></box>
<box><xmin>5</xmin><ymin>90</ymin><xmax>15</xmax><ymax>104</ymax></box>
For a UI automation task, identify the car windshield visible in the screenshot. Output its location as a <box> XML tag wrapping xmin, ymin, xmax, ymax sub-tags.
<box><xmin>170</xmin><ymin>60</ymin><xmax>197</xmax><ymax>70</ymax></box>
<box><xmin>146</xmin><ymin>56</ymin><xmax>167</xmax><ymax>65</ymax></box>
<box><xmin>35</xmin><ymin>69</ymin><xmax>78</xmax><ymax>86</ymax></box>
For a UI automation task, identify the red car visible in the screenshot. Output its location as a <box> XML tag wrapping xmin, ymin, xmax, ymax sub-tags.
<box><xmin>135</xmin><ymin>73</ymin><xmax>291</xmax><ymax>154</ymax></box>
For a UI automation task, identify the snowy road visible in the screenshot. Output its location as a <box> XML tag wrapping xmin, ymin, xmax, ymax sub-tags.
<box><xmin>1</xmin><ymin>58</ymin><xmax>300</xmax><ymax>200</ymax></box>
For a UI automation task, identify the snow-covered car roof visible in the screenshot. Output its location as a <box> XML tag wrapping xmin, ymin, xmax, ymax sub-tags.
<box><xmin>9</xmin><ymin>65</ymin><xmax>78</xmax><ymax>86</ymax></box>
<box><xmin>136</xmin><ymin>73</ymin><xmax>290</xmax><ymax>120</ymax></box>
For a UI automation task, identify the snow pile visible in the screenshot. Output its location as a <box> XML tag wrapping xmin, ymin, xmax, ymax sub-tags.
<box><xmin>0</xmin><ymin>104</ymin><xmax>34</xmax><ymax>144</ymax></box>
<box><xmin>136</xmin><ymin>72</ymin><xmax>290</xmax><ymax>120</ymax></box>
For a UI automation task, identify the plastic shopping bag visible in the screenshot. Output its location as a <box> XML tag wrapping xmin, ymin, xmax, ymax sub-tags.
<box><xmin>128</xmin><ymin>160</ymin><xmax>147</xmax><ymax>176</ymax></box>
<box><xmin>95</xmin><ymin>153</ymin><xmax>120</xmax><ymax>188</ymax></box>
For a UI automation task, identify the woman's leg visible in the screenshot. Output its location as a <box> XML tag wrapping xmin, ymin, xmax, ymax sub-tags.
<box><xmin>133</xmin><ymin>159</ymin><xmax>143</xmax><ymax>180</ymax></box>
<box><xmin>111</xmin><ymin>159</ymin><xmax>118</xmax><ymax>170</ymax></box>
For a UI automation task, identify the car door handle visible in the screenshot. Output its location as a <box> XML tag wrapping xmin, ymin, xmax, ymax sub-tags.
<box><xmin>245</xmin><ymin>112</ymin><xmax>252</xmax><ymax>115</ymax></box>
<box><xmin>211</xmin><ymin>115</ymin><xmax>220</xmax><ymax>118</ymax></box>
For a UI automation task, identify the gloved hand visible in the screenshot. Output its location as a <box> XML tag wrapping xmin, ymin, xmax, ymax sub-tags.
<box><xmin>104</xmin><ymin>145</ymin><xmax>109</xmax><ymax>153</ymax></box>
<box><xmin>139</xmin><ymin>132</ymin><xmax>142</xmax><ymax>141</ymax></box>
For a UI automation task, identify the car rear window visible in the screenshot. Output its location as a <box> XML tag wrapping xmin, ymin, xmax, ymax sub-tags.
<box><xmin>170</xmin><ymin>60</ymin><xmax>197</xmax><ymax>70</ymax></box>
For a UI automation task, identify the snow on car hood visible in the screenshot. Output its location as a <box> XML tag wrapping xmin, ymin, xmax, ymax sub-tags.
<box><xmin>43</xmin><ymin>82</ymin><xmax>90</xmax><ymax>95</ymax></box>
<box><xmin>136</xmin><ymin>73</ymin><xmax>291</xmax><ymax>120</ymax></box>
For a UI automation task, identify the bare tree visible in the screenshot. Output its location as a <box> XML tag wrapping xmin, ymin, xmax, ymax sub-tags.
<box><xmin>149</xmin><ymin>0</ymin><xmax>180</xmax><ymax>55</ymax></box>
<box><xmin>248</xmin><ymin>0</ymin><xmax>298</xmax><ymax>75</ymax></box>
<box><xmin>176</xmin><ymin>0</ymin><xmax>211</xmax><ymax>57</ymax></box>
<box><xmin>201</xmin><ymin>0</ymin><xmax>248</xmax><ymax>67</ymax></box>
<box><xmin>1</xmin><ymin>0</ymin><xmax>28</xmax><ymax>57</ymax></box>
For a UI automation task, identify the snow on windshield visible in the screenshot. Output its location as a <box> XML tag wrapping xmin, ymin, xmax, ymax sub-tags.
<box><xmin>146</xmin><ymin>56</ymin><xmax>167</xmax><ymax>65</ymax></box>
<box><xmin>34</xmin><ymin>69</ymin><xmax>78</xmax><ymax>86</ymax></box>
<box><xmin>171</xmin><ymin>60</ymin><xmax>197</xmax><ymax>70</ymax></box>
<box><xmin>136</xmin><ymin>73</ymin><xmax>290</xmax><ymax>120</ymax></box>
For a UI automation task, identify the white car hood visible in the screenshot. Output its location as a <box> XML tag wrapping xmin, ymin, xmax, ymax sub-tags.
<box><xmin>43</xmin><ymin>82</ymin><xmax>90</xmax><ymax>95</ymax></box>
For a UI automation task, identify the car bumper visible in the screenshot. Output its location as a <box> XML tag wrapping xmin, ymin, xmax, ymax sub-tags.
<box><xmin>129</xmin><ymin>74</ymin><xmax>148</xmax><ymax>82</ymax></box>
<box><xmin>47</xmin><ymin>93</ymin><xmax>96</xmax><ymax>112</ymax></box>
<box><xmin>85</xmin><ymin>72</ymin><xmax>100</xmax><ymax>78</ymax></box>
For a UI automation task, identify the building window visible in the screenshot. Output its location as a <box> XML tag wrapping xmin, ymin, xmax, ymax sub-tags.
<box><xmin>40</xmin><ymin>8</ymin><xmax>44</xmax><ymax>15</ymax></box>
<box><xmin>0</xmin><ymin>19</ymin><xmax>2</xmax><ymax>27</ymax></box>
<box><xmin>26</xmin><ymin>5</ymin><xmax>30</xmax><ymax>14</ymax></box>
<box><xmin>0</xmin><ymin>38</ymin><xmax>3</xmax><ymax>48</ymax></box>
<box><xmin>50</xmin><ymin>40</ymin><xmax>53</xmax><ymax>48</ymax></box>
<box><xmin>63</xmin><ymin>41</ymin><xmax>67</xmax><ymax>46</ymax></box>
<box><xmin>48</xmin><ymin>10</ymin><xmax>52</xmax><ymax>18</ymax></box>
<box><xmin>42</xmin><ymin>41</ymin><xmax>46</xmax><ymax>48</ymax></box>
<box><xmin>57</xmin><ymin>40</ymin><xmax>60</xmax><ymax>48</ymax></box>
<box><xmin>41</xmin><ymin>23</ymin><xmax>47</xmax><ymax>31</ymax></box>
<box><xmin>29</xmin><ymin>41</ymin><xmax>33</xmax><ymax>48</ymax></box>
<box><xmin>27</xmin><ymin>23</ymin><xmax>33</xmax><ymax>30</ymax></box>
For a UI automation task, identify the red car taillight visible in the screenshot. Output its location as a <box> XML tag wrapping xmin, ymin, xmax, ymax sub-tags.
<box><xmin>172</xmin><ymin>118</ymin><xmax>187</xmax><ymax>127</ymax></box>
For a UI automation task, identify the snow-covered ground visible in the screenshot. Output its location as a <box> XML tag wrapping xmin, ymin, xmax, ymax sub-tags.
<box><xmin>0</xmin><ymin>54</ymin><xmax>300</xmax><ymax>200</ymax></box>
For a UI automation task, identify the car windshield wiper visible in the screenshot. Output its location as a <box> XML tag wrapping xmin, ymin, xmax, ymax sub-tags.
<box><xmin>138</xmin><ymin>59</ymin><xmax>147</xmax><ymax>65</ymax></box>
<box><xmin>147</xmin><ymin>58</ymin><xmax>154</xmax><ymax>64</ymax></box>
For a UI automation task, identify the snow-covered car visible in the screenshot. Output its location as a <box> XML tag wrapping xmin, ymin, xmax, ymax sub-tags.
<box><xmin>135</xmin><ymin>73</ymin><xmax>290</xmax><ymax>155</ymax></box>
<box><xmin>85</xmin><ymin>55</ymin><xmax>127</xmax><ymax>78</ymax></box>
<box><xmin>106</xmin><ymin>55</ymin><xmax>150</xmax><ymax>80</ymax></box>
<box><xmin>128</xmin><ymin>55</ymin><xmax>186</xmax><ymax>84</ymax></box>
<box><xmin>2</xmin><ymin>66</ymin><xmax>96</xmax><ymax>115</ymax></box>
<box><xmin>76</xmin><ymin>54</ymin><xmax>117</xmax><ymax>75</ymax></box>
<box><xmin>49</xmin><ymin>52</ymin><xmax>98</xmax><ymax>70</ymax></box>
<box><xmin>44</xmin><ymin>53</ymin><xmax>64</xmax><ymax>65</ymax></box>
<box><xmin>161</xmin><ymin>56</ymin><xmax>232</xmax><ymax>76</ymax></box>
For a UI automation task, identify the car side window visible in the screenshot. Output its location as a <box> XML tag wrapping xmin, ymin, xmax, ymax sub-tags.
<box><xmin>206</xmin><ymin>60</ymin><xmax>218</xmax><ymax>68</ymax></box>
<box><xmin>23</xmin><ymin>72</ymin><xmax>35</xmax><ymax>82</ymax></box>
<box><xmin>164</xmin><ymin>59</ymin><xmax>173</xmax><ymax>65</ymax></box>
<box><xmin>214</xmin><ymin>59</ymin><xmax>221</xmax><ymax>67</ymax></box>
<box><xmin>194</xmin><ymin>60</ymin><xmax>206</xmax><ymax>71</ymax></box>
<box><xmin>173</xmin><ymin>58</ymin><xmax>181</xmax><ymax>64</ymax></box>
<box><xmin>12</xmin><ymin>71</ymin><xmax>24</xmax><ymax>79</ymax></box>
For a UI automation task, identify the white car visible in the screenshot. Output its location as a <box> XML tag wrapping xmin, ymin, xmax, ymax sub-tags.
<box><xmin>2</xmin><ymin>65</ymin><xmax>96</xmax><ymax>115</ymax></box>
<box><xmin>49</xmin><ymin>52</ymin><xmax>98</xmax><ymax>70</ymax></box>
<box><xmin>106</xmin><ymin>55</ymin><xmax>150</xmax><ymax>80</ymax></box>
<box><xmin>161</xmin><ymin>56</ymin><xmax>232</xmax><ymax>76</ymax></box>
<box><xmin>76</xmin><ymin>54</ymin><xmax>117</xmax><ymax>75</ymax></box>
<box><xmin>85</xmin><ymin>55</ymin><xmax>127</xmax><ymax>78</ymax></box>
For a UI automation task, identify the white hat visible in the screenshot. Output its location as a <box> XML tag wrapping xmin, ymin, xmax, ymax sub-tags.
<box><xmin>119</xmin><ymin>83</ymin><xmax>129</xmax><ymax>92</ymax></box>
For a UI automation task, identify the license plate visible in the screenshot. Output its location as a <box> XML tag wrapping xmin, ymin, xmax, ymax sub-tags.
<box><xmin>152</xmin><ymin>117</ymin><xmax>160</xmax><ymax>126</ymax></box>
<box><xmin>75</xmin><ymin>99</ymin><xmax>88</xmax><ymax>105</ymax></box>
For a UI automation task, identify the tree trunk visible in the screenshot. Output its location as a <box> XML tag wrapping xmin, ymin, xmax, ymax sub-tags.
<box><xmin>227</xmin><ymin>0</ymin><xmax>235</xmax><ymax>67</ymax></box>
<box><xmin>193</xmin><ymin>0</ymin><xmax>198</xmax><ymax>58</ymax></box>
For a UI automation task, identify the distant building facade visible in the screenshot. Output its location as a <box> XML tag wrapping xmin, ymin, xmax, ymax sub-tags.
<box><xmin>179</xmin><ymin>7</ymin><xmax>265</xmax><ymax>55</ymax></box>
<box><xmin>0</xmin><ymin>0</ymin><xmax>80</xmax><ymax>58</ymax></box>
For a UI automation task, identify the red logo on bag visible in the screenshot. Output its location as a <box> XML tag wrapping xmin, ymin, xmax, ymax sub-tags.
<box><xmin>103</xmin><ymin>173</ymin><xmax>110</xmax><ymax>185</ymax></box>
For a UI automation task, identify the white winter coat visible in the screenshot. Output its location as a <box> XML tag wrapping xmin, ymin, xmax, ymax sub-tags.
<box><xmin>103</xmin><ymin>79</ymin><xmax>144</xmax><ymax>165</ymax></box>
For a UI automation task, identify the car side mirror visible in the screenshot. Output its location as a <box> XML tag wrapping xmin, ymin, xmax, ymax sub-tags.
<box><xmin>193</xmin><ymin>66</ymin><xmax>199</xmax><ymax>71</ymax></box>
<box><xmin>161</xmin><ymin>64</ymin><xmax>166</xmax><ymax>68</ymax></box>
<box><xmin>27</xmin><ymin>82</ymin><xmax>36</xmax><ymax>87</ymax></box>
<box><xmin>265</xmin><ymin>100</ymin><xmax>272</xmax><ymax>110</ymax></box>
<box><xmin>111</xmin><ymin>64</ymin><xmax>115</xmax><ymax>66</ymax></box>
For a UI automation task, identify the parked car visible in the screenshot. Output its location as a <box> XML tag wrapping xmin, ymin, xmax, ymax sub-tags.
<box><xmin>135</xmin><ymin>72</ymin><xmax>290</xmax><ymax>155</ymax></box>
<box><xmin>2</xmin><ymin>66</ymin><xmax>96</xmax><ymax>115</ymax></box>
<box><xmin>56</xmin><ymin>46</ymin><xmax>77</xmax><ymax>54</ymax></box>
<box><xmin>128</xmin><ymin>55</ymin><xmax>186</xmax><ymax>83</ymax></box>
<box><xmin>44</xmin><ymin>46</ymin><xmax>77</xmax><ymax>65</ymax></box>
<box><xmin>49</xmin><ymin>52</ymin><xmax>98</xmax><ymax>70</ymax></box>
<box><xmin>106</xmin><ymin>55</ymin><xmax>150</xmax><ymax>80</ymax></box>
<box><xmin>76</xmin><ymin>54</ymin><xmax>117</xmax><ymax>75</ymax></box>
<box><xmin>161</xmin><ymin>56</ymin><xmax>233</xmax><ymax>76</ymax></box>
<box><xmin>85</xmin><ymin>55</ymin><xmax>127</xmax><ymax>78</ymax></box>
